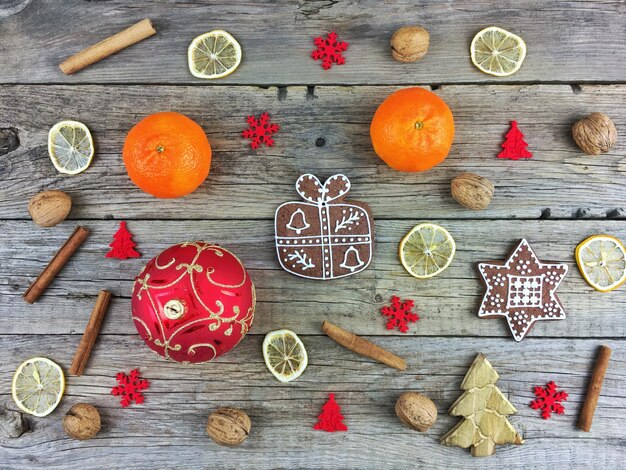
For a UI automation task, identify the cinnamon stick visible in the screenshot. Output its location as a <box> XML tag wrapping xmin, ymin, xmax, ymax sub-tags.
<box><xmin>59</xmin><ymin>19</ymin><xmax>156</xmax><ymax>75</ymax></box>
<box><xmin>578</xmin><ymin>345</ymin><xmax>612</xmax><ymax>432</ymax></box>
<box><xmin>23</xmin><ymin>226</ymin><xmax>89</xmax><ymax>303</ymax></box>
<box><xmin>322</xmin><ymin>321</ymin><xmax>406</xmax><ymax>371</ymax></box>
<box><xmin>70</xmin><ymin>290</ymin><xmax>112</xmax><ymax>376</ymax></box>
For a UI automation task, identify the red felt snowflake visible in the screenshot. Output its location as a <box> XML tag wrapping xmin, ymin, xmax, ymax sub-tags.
<box><xmin>498</xmin><ymin>120</ymin><xmax>533</xmax><ymax>160</ymax></box>
<box><xmin>530</xmin><ymin>381</ymin><xmax>568</xmax><ymax>419</ymax></box>
<box><xmin>380</xmin><ymin>296</ymin><xmax>419</xmax><ymax>333</ymax></box>
<box><xmin>111</xmin><ymin>369</ymin><xmax>150</xmax><ymax>407</ymax></box>
<box><xmin>314</xmin><ymin>393</ymin><xmax>348</xmax><ymax>432</ymax></box>
<box><xmin>311</xmin><ymin>32</ymin><xmax>348</xmax><ymax>70</ymax></box>
<box><xmin>106</xmin><ymin>221</ymin><xmax>140</xmax><ymax>259</ymax></box>
<box><xmin>242</xmin><ymin>112</ymin><xmax>280</xmax><ymax>149</ymax></box>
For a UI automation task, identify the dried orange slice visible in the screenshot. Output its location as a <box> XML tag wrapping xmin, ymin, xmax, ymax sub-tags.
<box><xmin>48</xmin><ymin>120</ymin><xmax>94</xmax><ymax>174</ymax></box>
<box><xmin>188</xmin><ymin>30</ymin><xmax>242</xmax><ymax>79</ymax></box>
<box><xmin>576</xmin><ymin>235</ymin><xmax>626</xmax><ymax>292</ymax></box>
<box><xmin>399</xmin><ymin>223</ymin><xmax>456</xmax><ymax>279</ymax></box>
<box><xmin>263</xmin><ymin>329</ymin><xmax>307</xmax><ymax>383</ymax></box>
<box><xmin>471</xmin><ymin>27</ymin><xmax>527</xmax><ymax>76</ymax></box>
<box><xmin>12</xmin><ymin>357</ymin><xmax>65</xmax><ymax>417</ymax></box>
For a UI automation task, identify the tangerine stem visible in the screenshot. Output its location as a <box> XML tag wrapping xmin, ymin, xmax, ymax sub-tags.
<box><xmin>414</xmin><ymin>121</ymin><xmax>424</xmax><ymax>130</ymax></box>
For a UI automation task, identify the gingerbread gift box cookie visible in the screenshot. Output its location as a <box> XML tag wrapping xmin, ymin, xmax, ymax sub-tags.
<box><xmin>275</xmin><ymin>174</ymin><xmax>373</xmax><ymax>280</ymax></box>
<box><xmin>477</xmin><ymin>238</ymin><xmax>568</xmax><ymax>341</ymax></box>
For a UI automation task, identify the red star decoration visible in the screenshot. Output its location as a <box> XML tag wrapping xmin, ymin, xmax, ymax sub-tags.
<box><xmin>311</xmin><ymin>32</ymin><xmax>348</xmax><ymax>70</ymax></box>
<box><xmin>477</xmin><ymin>239</ymin><xmax>568</xmax><ymax>341</ymax></box>
<box><xmin>111</xmin><ymin>369</ymin><xmax>149</xmax><ymax>407</ymax></box>
<box><xmin>380</xmin><ymin>296</ymin><xmax>419</xmax><ymax>333</ymax></box>
<box><xmin>530</xmin><ymin>381</ymin><xmax>568</xmax><ymax>419</ymax></box>
<box><xmin>242</xmin><ymin>112</ymin><xmax>280</xmax><ymax>149</ymax></box>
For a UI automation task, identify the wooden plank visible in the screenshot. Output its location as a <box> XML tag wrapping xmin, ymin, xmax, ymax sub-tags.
<box><xmin>0</xmin><ymin>1</ymin><xmax>624</xmax><ymax>84</ymax></box>
<box><xmin>0</xmin><ymin>335</ymin><xmax>623</xmax><ymax>469</ymax></box>
<box><xmin>1</xmin><ymin>219</ymin><xmax>624</xmax><ymax>337</ymax></box>
<box><xmin>0</xmin><ymin>84</ymin><xmax>624</xmax><ymax>220</ymax></box>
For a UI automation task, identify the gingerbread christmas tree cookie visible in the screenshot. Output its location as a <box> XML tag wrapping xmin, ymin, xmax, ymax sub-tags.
<box><xmin>440</xmin><ymin>354</ymin><xmax>523</xmax><ymax>457</ymax></box>
<box><xmin>478</xmin><ymin>239</ymin><xmax>568</xmax><ymax>342</ymax></box>
<box><xmin>275</xmin><ymin>174</ymin><xmax>373</xmax><ymax>280</ymax></box>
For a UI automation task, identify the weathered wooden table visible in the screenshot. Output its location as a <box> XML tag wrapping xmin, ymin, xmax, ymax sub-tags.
<box><xmin>1</xmin><ymin>1</ymin><xmax>625</xmax><ymax>468</ymax></box>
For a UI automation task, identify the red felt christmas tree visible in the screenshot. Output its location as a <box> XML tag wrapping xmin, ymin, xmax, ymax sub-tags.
<box><xmin>313</xmin><ymin>393</ymin><xmax>348</xmax><ymax>432</ymax></box>
<box><xmin>497</xmin><ymin>120</ymin><xmax>533</xmax><ymax>160</ymax></box>
<box><xmin>106</xmin><ymin>221</ymin><xmax>140</xmax><ymax>259</ymax></box>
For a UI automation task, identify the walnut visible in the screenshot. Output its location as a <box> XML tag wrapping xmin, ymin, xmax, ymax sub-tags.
<box><xmin>451</xmin><ymin>173</ymin><xmax>495</xmax><ymax>210</ymax></box>
<box><xmin>391</xmin><ymin>26</ymin><xmax>430</xmax><ymax>62</ymax></box>
<box><xmin>395</xmin><ymin>392</ymin><xmax>437</xmax><ymax>432</ymax></box>
<box><xmin>63</xmin><ymin>404</ymin><xmax>100</xmax><ymax>440</ymax></box>
<box><xmin>572</xmin><ymin>112</ymin><xmax>617</xmax><ymax>155</ymax></box>
<box><xmin>28</xmin><ymin>190</ymin><xmax>72</xmax><ymax>227</ymax></box>
<box><xmin>206</xmin><ymin>407</ymin><xmax>251</xmax><ymax>446</ymax></box>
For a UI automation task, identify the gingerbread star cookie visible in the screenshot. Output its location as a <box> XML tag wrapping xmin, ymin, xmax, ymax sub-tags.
<box><xmin>478</xmin><ymin>239</ymin><xmax>568</xmax><ymax>341</ymax></box>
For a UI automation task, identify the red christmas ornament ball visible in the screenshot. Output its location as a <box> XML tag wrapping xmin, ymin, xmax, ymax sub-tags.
<box><xmin>131</xmin><ymin>242</ymin><xmax>256</xmax><ymax>363</ymax></box>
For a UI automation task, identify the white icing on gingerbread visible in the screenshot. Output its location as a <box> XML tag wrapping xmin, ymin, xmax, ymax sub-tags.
<box><xmin>477</xmin><ymin>238</ymin><xmax>568</xmax><ymax>342</ymax></box>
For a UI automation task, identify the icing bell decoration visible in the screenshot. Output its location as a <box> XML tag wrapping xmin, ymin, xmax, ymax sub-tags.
<box><xmin>131</xmin><ymin>242</ymin><xmax>256</xmax><ymax>363</ymax></box>
<box><xmin>275</xmin><ymin>174</ymin><xmax>374</xmax><ymax>280</ymax></box>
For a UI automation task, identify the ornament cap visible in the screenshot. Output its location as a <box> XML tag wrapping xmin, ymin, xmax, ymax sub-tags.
<box><xmin>164</xmin><ymin>299</ymin><xmax>185</xmax><ymax>320</ymax></box>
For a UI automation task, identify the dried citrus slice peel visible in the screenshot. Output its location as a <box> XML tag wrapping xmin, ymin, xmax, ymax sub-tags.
<box><xmin>12</xmin><ymin>357</ymin><xmax>65</xmax><ymax>417</ymax></box>
<box><xmin>399</xmin><ymin>223</ymin><xmax>456</xmax><ymax>279</ymax></box>
<box><xmin>263</xmin><ymin>329</ymin><xmax>307</xmax><ymax>383</ymax></box>
<box><xmin>470</xmin><ymin>26</ymin><xmax>527</xmax><ymax>77</ymax></box>
<box><xmin>576</xmin><ymin>235</ymin><xmax>626</xmax><ymax>292</ymax></box>
<box><xmin>188</xmin><ymin>30</ymin><xmax>242</xmax><ymax>79</ymax></box>
<box><xmin>48</xmin><ymin>120</ymin><xmax>94</xmax><ymax>174</ymax></box>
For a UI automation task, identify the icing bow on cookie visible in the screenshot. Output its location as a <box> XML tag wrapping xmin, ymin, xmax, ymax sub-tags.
<box><xmin>295</xmin><ymin>174</ymin><xmax>351</xmax><ymax>206</ymax></box>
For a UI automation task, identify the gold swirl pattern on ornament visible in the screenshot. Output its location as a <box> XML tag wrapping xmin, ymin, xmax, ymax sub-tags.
<box><xmin>132</xmin><ymin>316</ymin><xmax>153</xmax><ymax>341</ymax></box>
<box><xmin>134</xmin><ymin>273</ymin><xmax>151</xmax><ymax>300</ymax></box>
<box><xmin>137</xmin><ymin>242</ymin><xmax>255</xmax><ymax>361</ymax></box>
<box><xmin>154</xmin><ymin>338</ymin><xmax>182</xmax><ymax>359</ymax></box>
<box><xmin>138</xmin><ymin>268</ymin><xmax>188</xmax><ymax>292</ymax></box>
<box><xmin>180</xmin><ymin>241</ymin><xmax>207</xmax><ymax>251</ymax></box>
<box><xmin>205</xmin><ymin>251</ymin><xmax>248</xmax><ymax>288</ymax></box>
<box><xmin>176</xmin><ymin>262</ymin><xmax>203</xmax><ymax>275</ymax></box>
<box><xmin>187</xmin><ymin>343</ymin><xmax>217</xmax><ymax>360</ymax></box>
<box><xmin>165</xmin><ymin>316</ymin><xmax>222</xmax><ymax>352</ymax></box>
<box><xmin>154</xmin><ymin>254</ymin><xmax>176</xmax><ymax>270</ymax></box>
<box><xmin>142</xmin><ymin>284</ymin><xmax>168</xmax><ymax>346</ymax></box>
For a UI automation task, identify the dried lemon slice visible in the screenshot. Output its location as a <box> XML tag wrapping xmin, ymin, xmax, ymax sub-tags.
<box><xmin>263</xmin><ymin>329</ymin><xmax>307</xmax><ymax>383</ymax></box>
<box><xmin>399</xmin><ymin>223</ymin><xmax>456</xmax><ymax>279</ymax></box>
<box><xmin>188</xmin><ymin>30</ymin><xmax>242</xmax><ymax>79</ymax></box>
<box><xmin>48</xmin><ymin>120</ymin><xmax>94</xmax><ymax>174</ymax></box>
<box><xmin>470</xmin><ymin>26</ymin><xmax>526</xmax><ymax>77</ymax></box>
<box><xmin>12</xmin><ymin>357</ymin><xmax>65</xmax><ymax>417</ymax></box>
<box><xmin>576</xmin><ymin>235</ymin><xmax>626</xmax><ymax>292</ymax></box>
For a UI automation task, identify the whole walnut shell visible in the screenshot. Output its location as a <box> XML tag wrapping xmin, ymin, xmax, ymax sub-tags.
<box><xmin>28</xmin><ymin>190</ymin><xmax>72</xmax><ymax>227</ymax></box>
<box><xmin>206</xmin><ymin>407</ymin><xmax>251</xmax><ymax>446</ymax></box>
<box><xmin>395</xmin><ymin>392</ymin><xmax>437</xmax><ymax>432</ymax></box>
<box><xmin>391</xmin><ymin>26</ymin><xmax>430</xmax><ymax>62</ymax></box>
<box><xmin>572</xmin><ymin>112</ymin><xmax>617</xmax><ymax>155</ymax></box>
<box><xmin>63</xmin><ymin>403</ymin><xmax>100</xmax><ymax>440</ymax></box>
<box><xmin>451</xmin><ymin>173</ymin><xmax>494</xmax><ymax>210</ymax></box>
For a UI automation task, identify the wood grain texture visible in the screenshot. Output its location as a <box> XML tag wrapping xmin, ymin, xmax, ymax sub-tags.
<box><xmin>1</xmin><ymin>1</ymin><xmax>626</xmax><ymax>468</ymax></box>
<box><xmin>0</xmin><ymin>0</ymin><xmax>624</xmax><ymax>84</ymax></box>
<box><xmin>0</xmin><ymin>84</ymin><xmax>624</xmax><ymax>220</ymax></box>
<box><xmin>0</xmin><ymin>335</ymin><xmax>624</xmax><ymax>469</ymax></box>
<box><xmin>1</xmin><ymin>219</ymin><xmax>625</xmax><ymax>337</ymax></box>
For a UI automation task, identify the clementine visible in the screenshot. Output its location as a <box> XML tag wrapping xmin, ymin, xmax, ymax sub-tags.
<box><xmin>123</xmin><ymin>112</ymin><xmax>212</xmax><ymax>198</ymax></box>
<box><xmin>370</xmin><ymin>87</ymin><xmax>454</xmax><ymax>172</ymax></box>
